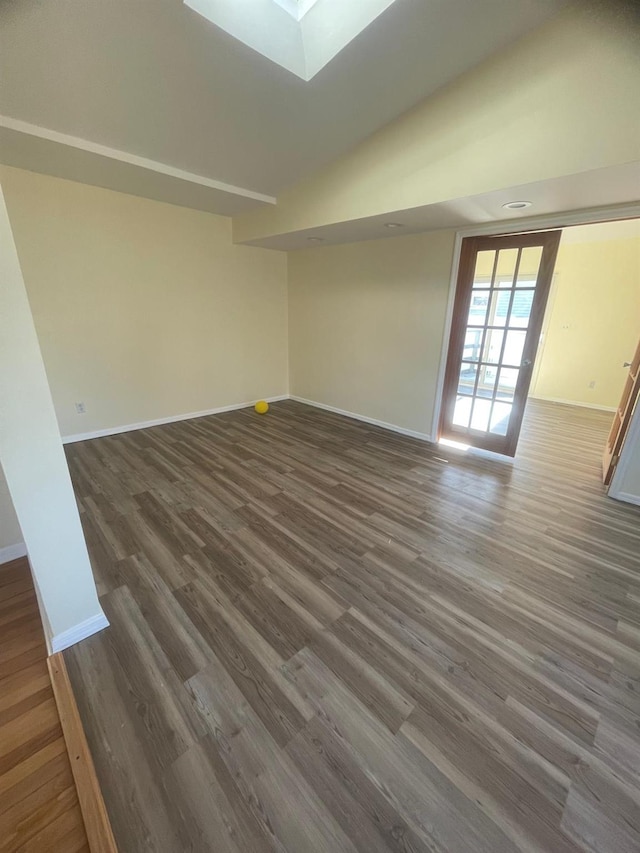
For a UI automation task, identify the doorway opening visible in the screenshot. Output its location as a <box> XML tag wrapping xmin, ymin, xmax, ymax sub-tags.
<box><xmin>437</xmin><ymin>216</ymin><xmax>640</xmax><ymax>489</ymax></box>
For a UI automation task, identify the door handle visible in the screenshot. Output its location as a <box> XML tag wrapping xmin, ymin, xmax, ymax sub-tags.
<box><xmin>624</xmin><ymin>361</ymin><xmax>632</xmax><ymax>368</ymax></box>
<box><xmin>522</xmin><ymin>359</ymin><xmax>532</xmax><ymax>367</ymax></box>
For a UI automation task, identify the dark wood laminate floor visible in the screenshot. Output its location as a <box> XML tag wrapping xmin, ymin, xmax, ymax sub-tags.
<box><xmin>64</xmin><ymin>400</ymin><xmax>640</xmax><ymax>853</ymax></box>
<box><xmin>0</xmin><ymin>558</ymin><xmax>89</xmax><ymax>853</ymax></box>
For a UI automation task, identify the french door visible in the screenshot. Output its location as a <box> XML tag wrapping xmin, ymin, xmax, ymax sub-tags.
<box><xmin>603</xmin><ymin>335</ymin><xmax>640</xmax><ymax>485</ymax></box>
<box><xmin>439</xmin><ymin>230</ymin><xmax>561</xmax><ymax>456</ymax></box>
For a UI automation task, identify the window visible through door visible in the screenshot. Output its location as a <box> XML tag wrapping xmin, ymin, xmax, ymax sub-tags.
<box><xmin>439</xmin><ymin>230</ymin><xmax>562</xmax><ymax>456</ymax></box>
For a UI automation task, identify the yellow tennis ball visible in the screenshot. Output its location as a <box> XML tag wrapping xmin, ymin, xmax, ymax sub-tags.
<box><xmin>254</xmin><ymin>400</ymin><xmax>269</xmax><ymax>414</ymax></box>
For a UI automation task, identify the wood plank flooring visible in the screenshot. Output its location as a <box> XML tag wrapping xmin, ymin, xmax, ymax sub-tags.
<box><xmin>0</xmin><ymin>558</ymin><xmax>89</xmax><ymax>853</ymax></box>
<box><xmin>63</xmin><ymin>399</ymin><xmax>640</xmax><ymax>852</ymax></box>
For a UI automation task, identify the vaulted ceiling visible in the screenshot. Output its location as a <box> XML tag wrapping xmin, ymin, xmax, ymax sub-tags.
<box><xmin>0</xmin><ymin>0</ymin><xmax>566</xmax><ymax>214</ymax></box>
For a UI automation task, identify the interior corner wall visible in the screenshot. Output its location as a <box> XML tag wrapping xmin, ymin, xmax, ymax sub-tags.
<box><xmin>530</xmin><ymin>234</ymin><xmax>640</xmax><ymax>410</ymax></box>
<box><xmin>0</xmin><ymin>166</ymin><xmax>289</xmax><ymax>439</ymax></box>
<box><xmin>287</xmin><ymin>230</ymin><xmax>456</xmax><ymax>436</ymax></box>
<box><xmin>0</xmin><ymin>465</ymin><xmax>24</xmax><ymax>556</ymax></box>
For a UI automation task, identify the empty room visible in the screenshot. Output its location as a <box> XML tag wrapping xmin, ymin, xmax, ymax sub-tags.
<box><xmin>1</xmin><ymin>1</ymin><xmax>640</xmax><ymax>851</ymax></box>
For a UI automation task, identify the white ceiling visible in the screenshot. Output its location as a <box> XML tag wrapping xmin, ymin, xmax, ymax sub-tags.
<box><xmin>239</xmin><ymin>162</ymin><xmax>640</xmax><ymax>250</ymax></box>
<box><xmin>0</xmin><ymin>0</ymin><xmax>565</xmax><ymax>214</ymax></box>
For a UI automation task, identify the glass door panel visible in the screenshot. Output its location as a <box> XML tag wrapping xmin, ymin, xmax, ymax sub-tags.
<box><xmin>509</xmin><ymin>290</ymin><xmax>534</xmax><ymax>328</ymax></box>
<box><xmin>463</xmin><ymin>328</ymin><xmax>483</xmax><ymax>363</ymax></box>
<box><xmin>496</xmin><ymin>367</ymin><xmax>519</xmax><ymax>401</ymax></box>
<box><xmin>457</xmin><ymin>362</ymin><xmax>478</xmax><ymax>396</ymax></box>
<box><xmin>472</xmin><ymin>251</ymin><xmax>496</xmax><ymax>287</ymax></box>
<box><xmin>468</xmin><ymin>291</ymin><xmax>490</xmax><ymax>325</ymax></box>
<box><xmin>503</xmin><ymin>330</ymin><xmax>526</xmax><ymax>367</ymax></box>
<box><xmin>476</xmin><ymin>364</ymin><xmax>497</xmax><ymax>397</ymax></box>
<box><xmin>481</xmin><ymin>329</ymin><xmax>505</xmax><ymax>364</ymax></box>
<box><xmin>495</xmin><ymin>248</ymin><xmax>519</xmax><ymax>284</ymax></box>
<box><xmin>516</xmin><ymin>246</ymin><xmax>543</xmax><ymax>285</ymax></box>
<box><xmin>440</xmin><ymin>231</ymin><xmax>562</xmax><ymax>456</ymax></box>
<box><xmin>487</xmin><ymin>290</ymin><xmax>510</xmax><ymax>326</ymax></box>
<box><xmin>490</xmin><ymin>403</ymin><xmax>512</xmax><ymax>436</ymax></box>
<box><xmin>470</xmin><ymin>398</ymin><xmax>492</xmax><ymax>431</ymax></box>
<box><xmin>453</xmin><ymin>396</ymin><xmax>472</xmax><ymax>428</ymax></box>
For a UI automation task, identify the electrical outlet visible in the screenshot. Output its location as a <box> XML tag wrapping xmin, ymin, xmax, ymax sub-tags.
<box><xmin>588</xmin><ymin>381</ymin><xmax>596</xmax><ymax>389</ymax></box>
<box><xmin>75</xmin><ymin>401</ymin><xmax>86</xmax><ymax>414</ymax></box>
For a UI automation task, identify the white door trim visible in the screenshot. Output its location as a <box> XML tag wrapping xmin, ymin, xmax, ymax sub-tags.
<box><xmin>429</xmin><ymin>202</ymin><xmax>640</xmax><ymax>442</ymax></box>
<box><xmin>608</xmin><ymin>395</ymin><xmax>640</xmax><ymax>505</ymax></box>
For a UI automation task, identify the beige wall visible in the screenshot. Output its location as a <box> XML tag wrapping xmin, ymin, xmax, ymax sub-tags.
<box><xmin>0</xmin><ymin>166</ymin><xmax>288</xmax><ymax>438</ymax></box>
<box><xmin>287</xmin><ymin>222</ymin><xmax>640</xmax><ymax>441</ymax></box>
<box><xmin>0</xmin><ymin>467</ymin><xmax>23</xmax><ymax>553</ymax></box>
<box><xmin>288</xmin><ymin>230</ymin><xmax>455</xmax><ymax>436</ymax></box>
<box><xmin>531</xmin><ymin>230</ymin><xmax>640</xmax><ymax>409</ymax></box>
<box><xmin>234</xmin><ymin>5</ymin><xmax>640</xmax><ymax>243</ymax></box>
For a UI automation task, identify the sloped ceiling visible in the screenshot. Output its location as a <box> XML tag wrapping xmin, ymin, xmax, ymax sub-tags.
<box><xmin>0</xmin><ymin>0</ymin><xmax>565</xmax><ymax>214</ymax></box>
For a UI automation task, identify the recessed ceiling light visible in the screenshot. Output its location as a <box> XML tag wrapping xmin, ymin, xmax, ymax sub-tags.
<box><xmin>385</xmin><ymin>222</ymin><xmax>404</xmax><ymax>228</ymax></box>
<box><xmin>307</xmin><ymin>236</ymin><xmax>324</xmax><ymax>243</ymax></box>
<box><xmin>502</xmin><ymin>201</ymin><xmax>532</xmax><ymax>210</ymax></box>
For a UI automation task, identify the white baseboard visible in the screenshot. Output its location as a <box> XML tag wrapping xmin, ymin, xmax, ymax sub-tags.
<box><xmin>289</xmin><ymin>395</ymin><xmax>434</xmax><ymax>442</ymax></box>
<box><xmin>0</xmin><ymin>542</ymin><xmax>28</xmax><ymax>565</ymax></box>
<box><xmin>529</xmin><ymin>395</ymin><xmax>616</xmax><ymax>413</ymax></box>
<box><xmin>610</xmin><ymin>491</ymin><xmax>640</xmax><ymax>507</ymax></box>
<box><xmin>50</xmin><ymin>611</ymin><xmax>110</xmax><ymax>654</ymax></box>
<box><xmin>62</xmin><ymin>395</ymin><xmax>290</xmax><ymax>444</ymax></box>
<box><xmin>61</xmin><ymin>395</ymin><xmax>434</xmax><ymax>445</ymax></box>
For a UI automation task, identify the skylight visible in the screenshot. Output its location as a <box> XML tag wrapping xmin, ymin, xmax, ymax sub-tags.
<box><xmin>184</xmin><ymin>0</ymin><xmax>398</xmax><ymax>81</ymax></box>
<box><xmin>271</xmin><ymin>0</ymin><xmax>322</xmax><ymax>22</ymax></box>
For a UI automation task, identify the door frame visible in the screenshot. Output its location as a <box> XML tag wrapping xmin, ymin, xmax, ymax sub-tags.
<box><xmin>609</xmin><ymin>398</ymin><xmax>640</xmax><ymax>506</ymax></box>
<box><xmin>431</xmin><ymin>202</ymin><xmax>640</xmax><ymax>449</ymax></box>
<box><xmin>439</xmin><ymin>230</ymin><xmax>561</xmax><ymax>456</ymax></box>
